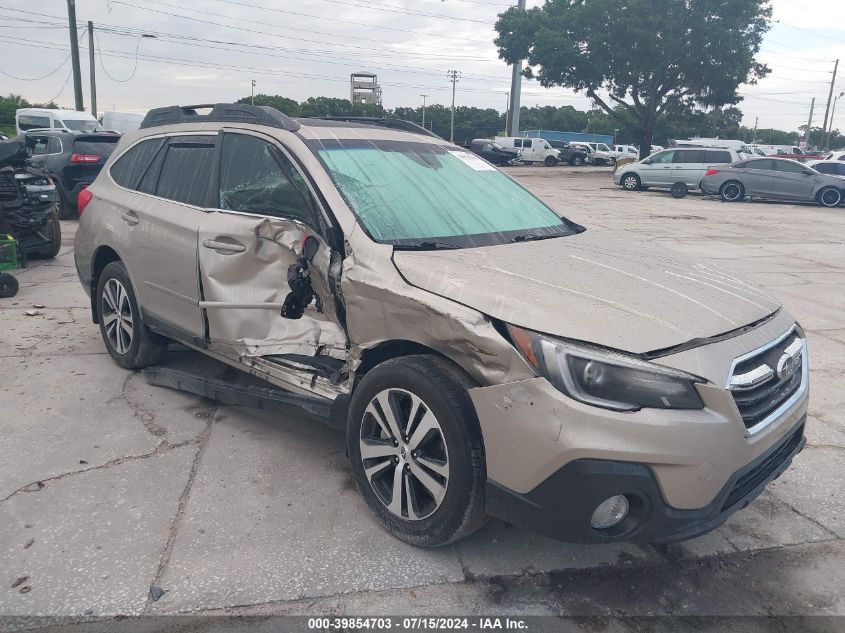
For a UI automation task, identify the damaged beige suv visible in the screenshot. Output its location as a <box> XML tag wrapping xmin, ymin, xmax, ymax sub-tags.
<box><xmin>75</xmin><ymin>104</ymin><xmax>808</xmax><ymax>546</ymax></box>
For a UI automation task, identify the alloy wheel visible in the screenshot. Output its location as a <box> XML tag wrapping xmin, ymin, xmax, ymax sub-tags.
<box><xmin>820</xmin><ymin>188</ymin><xmax>841</xmax><ymax>207</ymax></box>
<box><xmin>622</xmin><ymin>175</ymin><xmax>638</xmax><ymax>190</ymax></box>
<box><xmin>101</xmin><ymin>278</ymin><xmax>133</xmax><ymax>354</ymax></box>
<box><xmin>722</xmin><ymin>183</ymin><xmax>742</xmax><ymax>201</ymax></box>
<box><xmin>359</xmin><ymin>388</ymin><xmax>449</xmax><ymax>521</ymax></box>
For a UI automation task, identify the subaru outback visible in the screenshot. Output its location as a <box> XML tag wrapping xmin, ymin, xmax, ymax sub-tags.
<box><xmin>74</xmin><ymin>104</ymin><xmax>807</xmax><ymax>546</ymax></box>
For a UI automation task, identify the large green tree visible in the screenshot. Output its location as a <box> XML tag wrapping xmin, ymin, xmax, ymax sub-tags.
<box><xmin>495</xmin><ymin>0</ymin><xmax>772</xmax><ymax>158</ymax></box>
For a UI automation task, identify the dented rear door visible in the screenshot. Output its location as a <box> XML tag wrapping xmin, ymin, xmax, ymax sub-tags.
<box><xmin>197</xmin><ymin>130</ymin><xmax>347</xmax><ymax>379</ymax></box>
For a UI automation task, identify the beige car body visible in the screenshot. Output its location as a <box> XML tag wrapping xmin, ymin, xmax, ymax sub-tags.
<box><xmin>75</xmin><ymin>111</ymin><xmax>808</xmax><ymax>543</ymax></box>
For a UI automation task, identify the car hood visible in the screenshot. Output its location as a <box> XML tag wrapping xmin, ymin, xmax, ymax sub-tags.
<box><xmin>392</xmin><ymin>230</ymin><xmax>781</xmax><ymax>354</ymax></box>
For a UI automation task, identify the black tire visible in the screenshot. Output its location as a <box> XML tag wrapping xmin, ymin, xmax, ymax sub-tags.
<box><xmin>817</xmin><ymin>186</ymin><xmax>842</xmax><ymax>208</ymax></box>
<box><xmin>55</xmin><ymin>184</ymin><xmax>75</xmax><ymax>220</ymax></box>
<box><xmin>608</xmin><ymin>157</ymin><xmax>617</xmax><ymax>166</ymax></box>
<box><xmin>720</xmin><ymin>181</ymin><xmax>745</xmax><ymax>202</ymax></box>
<box><xmin>620</xmin><ymin>173</ymin><xmax>641</xmax><ymax>191</ymax></box>
<box><xmin>569</xmin><ymin>155</ymin><xmax>584</xmax><ymax>166</ymax></box>
<box><xmin>0</xmin><ymin>272</ymin><xmax>18</xmax><ymax>298</ymax></box>
<box><xmin>96</xmin><ymin>261</ymin><xmax>168</xmax><ymax>369</ymax></box>
<box><xmin>36</xmin><ymin>210</ymin><xmax>61</xmax><ymax>259</ymax></box>
<box><xmin>347</xmin><ymin>355</ymin><xmax>487</xmax><ymax>547</ymax></box>
<box><xmin>670</xmin><ymin>182</ymin><xmax>688</xmax><ymax>198</ymax></box>
<box><xmin>544</xmin><ymin>155</ymin><xmax>558</xmax><ymax>167</ymax></box>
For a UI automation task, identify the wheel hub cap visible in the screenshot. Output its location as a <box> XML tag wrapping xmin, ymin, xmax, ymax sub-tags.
<box><xmin>359</xmin><ymin>388</ymin><xmax>449</xmax><ymax>521</ymax></box>
<box><xmin>101</xmin><ymin>278</ymin><xmax>133</xmax><ymax>354</ymax></box>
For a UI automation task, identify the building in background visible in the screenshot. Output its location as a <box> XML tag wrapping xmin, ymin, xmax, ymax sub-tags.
<box><xmin>350</xmin><ymin>72</ymin><xmax>382</xmax><ymax>106</ymax></box>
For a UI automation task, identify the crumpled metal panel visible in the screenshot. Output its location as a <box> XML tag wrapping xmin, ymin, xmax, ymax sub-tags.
<box><xmin>393</xmin><ymin>229</ymin><xmax>781</xmax><ymax>355</ymax></box>
<box><xmin>342</xmin><ymin>225</ymin><xmax>536</xmax><ymax>387</ymax></box>
<box><xmin>199</xmin><ymin>215</ymin><xmax>347</xmax><ymax>359</ymax></box>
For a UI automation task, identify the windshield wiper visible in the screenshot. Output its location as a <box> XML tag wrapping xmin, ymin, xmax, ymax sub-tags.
<box><xmin>393</xmin><ymin>240</ymin><xmax>461</xmax><ymax>251</ymax></box>
<box><xmin>508</xmin><ymin>232</ymin><xmax>561</xmax><ymax>243</ymax></box>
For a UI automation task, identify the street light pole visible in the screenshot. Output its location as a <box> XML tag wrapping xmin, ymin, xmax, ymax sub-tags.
<box><xmin>420</xmin><ymin>94</ymin><xmax>429</xmax><ymax>129</ymax></box>
<box><xmin>447</xmin><ymin>70</ymin><xmax>461</xmax><ymax>143</ymax></box>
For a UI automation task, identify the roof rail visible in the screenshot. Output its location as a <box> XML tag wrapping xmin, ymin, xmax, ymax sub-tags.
<box><xmin>314</xmin><ymin>116</ymin><xmax>439</xmax><ymax>139</ymax></box>
<box><xmin>139</xmin><ymin>103</ymin><xmax>300</xmax><ymax>132</ymax></box>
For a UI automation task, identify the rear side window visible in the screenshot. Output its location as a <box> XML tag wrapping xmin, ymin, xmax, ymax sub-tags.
<box><xmin>814</xmin><ymin>163</ymin><xmax>834</xmax><ymax>174</ymax></box>
<box><xmin>674</xmin><ymin>150</ymin><xmax>705</xmax><ymax>163</ymax></box>
<box><xmin>155</xmin><ymin>137</ymin><xmax>216</xmax><ymax>206</ymax></box>
<box><xmin>704</xmin><ymin>150</ymin><xmax>732</xmax><ymax>163</ymax></box>
<box><xmin>742</xmin><ymin>159</ymin><xmax>775</xmax><ymax>171</ymax></box>
<box><xmin>28</xmin><ymin>135</ymin><xmax>51</xmax><ymax>155</ymax></box>
<box><xmin>110</xmin><ymin>138</ymin><xmax>166</xmax><ymax>190</ymax></box>
<box><xmin>73</xmin><ymin>138</ymin><xmax>118</xmax><ymax>159</ymax></box>
<box><xmin>18</xmin><ymin>115</ymin><xmax>51</xmax><ymax>131</ymax></box>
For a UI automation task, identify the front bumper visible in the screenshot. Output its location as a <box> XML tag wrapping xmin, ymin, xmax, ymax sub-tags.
<box><xmin>485</xmin><ymin>417</ymin><xmax>805</xmax><ymax>543</ymax></box>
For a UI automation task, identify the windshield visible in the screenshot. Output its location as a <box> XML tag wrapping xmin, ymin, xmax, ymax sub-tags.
<box><xmin>307</xmin><ymin>139</ymin><xmax>580</xmax><ymax>248</ymax></box>
<box><xmin>60</xmin><ymin>118</ymin><xmax>103</xmax><ymax>132</ymax></box>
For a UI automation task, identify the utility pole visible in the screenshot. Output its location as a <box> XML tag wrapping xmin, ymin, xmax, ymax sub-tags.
<box><xmin>447</xmin><ymin>69</ymin><xmax>461</xmax><ymax>143</ymax></box>
<box><xmin>504</xmin><ymin>92</ymin><xmax>510</xmax><ymax>134</ymax></box>
<box><xmin>66</xmin><ymin>0</ymin><xmax>84</xmax><ymax>110</ymax></box>
<box><xmin>820</xmin><ymin>59</ymin><xmax>839</xmax><ymax>149</ymax></box>
<box><xmin>88</xmin><ymin>21</ymin><xmax>97</xmax><ymax>118</ymax></box>
<box><xmin>752</xmin><ymin>117</ymin><xmax>758</xmax><ymax>144</ymax></box>
<box><xmin>824</xmin><ymin>91</ymin><xmax>844</xmax><ymax>150</ymax></box>
<box><xmin>804</xmin><ymin>97</ymin><xmax>815</xmax><ymax>147</ymax></box>
<box><xmin>251</xmin><ymin>79</ymin><xmax>256</xmax><ymax>105</ymax></box>
<box><xmin>420</xmin><ymin>94</ymin><xmax>429</xmax><ymax>129</ymax></box>
<box><xmin>506</xmin><ymin>0</ymin><xmax>527</xmax><ymax>136</ymax></box>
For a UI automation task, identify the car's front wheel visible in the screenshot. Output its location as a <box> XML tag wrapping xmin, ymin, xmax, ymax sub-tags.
<box><xmin>621</xmin><ymin>173</ymin><xmax>641</xmax><ymax>191</ymax></box>
<box><xmin>817</xmin><ymin>186</ymin><xmax>842</xmax><ymax>208</ymax></box>
<box><xmin>720</xmin><ymin>181</ymin><xmax>745</xmax><ymax>202</ymax></box>
<box><xmin>570</xmin><ymin>155</ymin><xmax>584</xmax><ymax>166</ymax></box>
<box><xmin>347</xmin><ymin>355</ymin><xmax>487</xmax><ymax>547</ymax></box>
<box><xmin>544</xmin><ymin>155</ymin><xmax>558</xmax><ymax>167</ymax></box>
<box><xmin>96</xmin><ymin>261</ymin><xmax>168</xmax><ymax>369</ymax></box>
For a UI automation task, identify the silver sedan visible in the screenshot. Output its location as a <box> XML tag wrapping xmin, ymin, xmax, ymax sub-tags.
<box><xmin>699</xmin><ymin>157</ymin><xmax>845</xmax><ymax>207</ymax></box>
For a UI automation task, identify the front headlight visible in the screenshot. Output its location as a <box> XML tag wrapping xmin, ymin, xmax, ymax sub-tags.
<box><xmin>507</xmin><ymin>325</ymin><xmax>705</xmax><ymax>411</ymax></box>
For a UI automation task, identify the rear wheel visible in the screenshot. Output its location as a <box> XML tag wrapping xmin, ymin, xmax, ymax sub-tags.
<box><xmin>347</xmin><ymin>355</ymin><xmax>487</xmax><ymax>547</ymax></box>
<box><xmin>720</xmin><ymin>181</ymin><xmax>745</xmax><ymax>202</ymax></box>
<box><xmin>621</xmin><ymin>173</ymin><xmax>641</xmax><ymax>191</ymax></box>
<box><xmin>817</xmin><ymin>186</ymin><xmax>842</xmax><ymax>208</ymax></box>
<box><xmin>544</xmin><ymin>155</ymin><xmax>558</xmax><ymax>167</ymax></box>
<box><xmin>96</xmin><ymin>261</ymin><xmax>168</xmax><ymax>369</ymax></box>
<box><xmin>569</xmin><ymin>155</ymin><xmax>584</xmax><ymax>166</ymax></box>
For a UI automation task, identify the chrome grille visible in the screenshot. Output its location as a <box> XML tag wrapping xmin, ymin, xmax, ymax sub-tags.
<box><xmin>728</xmin><ymin>328</ymin><xmax>806</xmax><ymax>434</ymax></box>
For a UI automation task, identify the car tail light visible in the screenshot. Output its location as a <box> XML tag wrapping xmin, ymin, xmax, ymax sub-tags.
<box><xmin>705</xmin><ymin>168</ymin><xmax>721</xmax><ymax>176</ymax></box>
<box><xmin>77</xmin><ymin>187</ymin><xmax>93</xmax><ymax>215</ymax></box>
<box><xmin>69</xmin><ymin>153</ymin><xmax>101</xmax><ymax>163</ymax></box>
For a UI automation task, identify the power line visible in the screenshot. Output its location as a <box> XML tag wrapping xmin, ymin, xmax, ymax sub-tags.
<box><xmin>0</xmin><ymin>52</ymin><xmax>69</xmax><ymax>80</ymax></box>
<box><xmin>309</xmin><ymin>0</ymin><xmax>492</xmax><ymax>24</ymax></box>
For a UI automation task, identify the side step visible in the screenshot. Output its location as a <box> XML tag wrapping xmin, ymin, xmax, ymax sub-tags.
<box><xmin>143</xmin><ymin>365</ymin><xmax>333</xmax><ymax>419</ymax></box>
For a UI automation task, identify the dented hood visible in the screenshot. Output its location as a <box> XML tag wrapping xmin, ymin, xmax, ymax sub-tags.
<box><xmin>392</xmin><ymin>230</ymin><xmax>781</xmax><ymax>354</ymax></box>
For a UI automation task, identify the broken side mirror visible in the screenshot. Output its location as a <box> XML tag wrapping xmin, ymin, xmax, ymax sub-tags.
<box><xmin>281</xmin><ymin>235</ymin><xmax>320</xmax><ymax>320</ymax></box>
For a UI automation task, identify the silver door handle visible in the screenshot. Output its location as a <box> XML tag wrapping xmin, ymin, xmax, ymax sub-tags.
<box><xmin>202</xmin><ymin>238</ymin><xmax>246</xmax><ymax>253</ymax></box>
<box><xmin>121</xmin><ymin>211</ymin><xmax>139</xmax><ymax>225</ymax></box>
<box><xmin>662</xmin><ymin>166</ymin><xmax>672</xmax><ymax>169</ymax></box>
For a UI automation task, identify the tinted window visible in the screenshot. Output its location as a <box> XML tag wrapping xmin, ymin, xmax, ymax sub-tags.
<box><xmin>704</xmin><ymin>150</ymin><xmax>732</xmax><ymax>163</ymax></box>
<box><xmin>73</xmin><ymin>137</ymin><xmax>118</xmax><ymax>158</ymax></box>
<box><xmin>47</xmin><ymin>136</ymin><xmax>62</xmax><ymax>154</ymax></box>
<box><xmin>110</xmin><ymin>138</ymin><xmax>165</xmax><ymax>190</ymax></box>
<box><xmin>155</xmin><ymin>137</ymin><xmax>216</xmax><ymax>206</ymax></box>
<box><xmin>18</xmin><ymin>115</ymin><xmax>50</xmax><ymax>131</ymax></box>
<box><xmin>674</xmin><ymin>150</ymin><xmax>705</xmax><ymax>163</ymax></box>
<box><xmin>513</xmin><ymin>139</ymin><xmax>523</xmax><ymax>148</ymax></box>
<box><xmin>28</xmin><ymin>135</ymin><xmax>51</xmax><ymax>155</ymax></box>
<box><xmin>649</xmin><ymin>150</ymin><xmax>675</xmax><ymax>163</ymax></box>
<box><xmin>218</xmin><ymin>133</ymin><xmax>320</xmax><ymax>226</ymax></box>
<box><xmin>741</xmin><ymin>159</ymin><xmax>775</xmax><ymax>171</ymax></box>
<box><xmin>814</xmin><ymin>163</ymin><xmax>834</xmax><ymax>174</ymax></box>
<box><xmin>774</xmin><ymin>160</ymin><xmax>807</xmax><ymax>174</ymax></box>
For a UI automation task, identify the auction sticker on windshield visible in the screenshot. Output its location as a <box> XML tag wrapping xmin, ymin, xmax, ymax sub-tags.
<box><xmin>448</xmin><ymin>150</ymin><xmax>498</xmax><ymax>171</ymax></box>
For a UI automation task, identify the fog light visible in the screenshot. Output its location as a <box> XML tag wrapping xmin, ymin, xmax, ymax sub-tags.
<box><xmin>590</xmin><ymin>495</ymin><xmax>629</xmax><ymax>529</ymax></box>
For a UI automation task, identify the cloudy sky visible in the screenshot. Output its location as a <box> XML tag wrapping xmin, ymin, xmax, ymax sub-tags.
<box><xmin>1</xmin><ymin>0</ymin><xmax>844</xmax><ymax>132</ymax></box>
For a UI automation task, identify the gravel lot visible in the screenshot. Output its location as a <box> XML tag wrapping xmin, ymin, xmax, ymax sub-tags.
<box><xmin>1</xmin><ymin>166</ymin><xmax>843</xmax><ymax>628</ymax></box>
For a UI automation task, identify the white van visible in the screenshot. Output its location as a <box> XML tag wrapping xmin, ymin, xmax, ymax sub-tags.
<box><xmin>494</xmin><ymin>137</ymin><xmax>561</xmax><ymax>166</ymax></box>
<box><xmin>16</xmin><ymin>108</ymin><xmax>103</xmax><ymax>135</ymax></box>
<box><xmin>102</xmin><ymin>111</ymin><xmax>146</xmax><ymax>134</ymax></box>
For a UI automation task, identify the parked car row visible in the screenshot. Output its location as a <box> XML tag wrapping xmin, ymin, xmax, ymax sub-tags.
<box><xmin>614</xmin><ymin>148</ymin><xmax>844</xmax><ymax>207</ymax></box>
